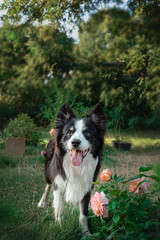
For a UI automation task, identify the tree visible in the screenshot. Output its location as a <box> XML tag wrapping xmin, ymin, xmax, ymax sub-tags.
<box><xmin>0</xmin><ymin>23</ymin><xmax>74</xmax><ymax>119</ymax></box>
<box><xmin>1</xmin><ymin>1</ymin><xmax>160</xmax><ymax>128</ymax></box>
<box><xmin>65</xmin><ymin>7</ymin><xmax>160</xmax><ymax>128</ymax></box>
<box><xmin>1</xmin><ymin>1</ymin><xmax>159</xmax><ymax>27</ymax></box>
<box><xmin>0</xmin><ymin>1</ymin><xmax>122</xmax><ymax>25</ymax></box>
<box><xmin>0</xmin><ymin>22</ymin><xmax>29</xmax><ymax>118</ymax></box>
<box><xmin>78</xmin><ymin>8</ymin><xmax>138</xmax><ymax>62</ymax></box>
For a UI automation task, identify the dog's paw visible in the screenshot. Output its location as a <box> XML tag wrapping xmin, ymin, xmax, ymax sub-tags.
<box><xmin>82</xmin><ymin>230</ymin><xmax>92</xmax><ymax>237</ymax></box>
<box><xmin>37</xmin><ymin>199</ymin><xmax>47</xmax><ymax>208</ymax></box>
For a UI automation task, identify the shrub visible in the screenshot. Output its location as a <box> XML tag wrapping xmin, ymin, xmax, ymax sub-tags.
<box><xmin>4</xmin><ymin>113</ymin><xmax>41</xmax><ymax>145</ymax></box>
<box><xmin>89</xmin><ymin>166</ymin><xmax>160</xmax><ymax>240</ymax></box>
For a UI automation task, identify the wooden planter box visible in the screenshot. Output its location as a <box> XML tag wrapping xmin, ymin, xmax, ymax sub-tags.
<box><xmin>112</xmin><ymin>140</ymin><xmax>132</xmax><ymax>151</ymax></box>
<box><xmin>5</xmin><ymin>138</ymin><xmax>25</xmax><ymax>155</ymax></box>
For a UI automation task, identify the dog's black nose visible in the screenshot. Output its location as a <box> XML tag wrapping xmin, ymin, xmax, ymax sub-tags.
<box><xmin>72</xmin><ymin>139</ymin><xmax>81</xmax><ymax>148</ymax></box>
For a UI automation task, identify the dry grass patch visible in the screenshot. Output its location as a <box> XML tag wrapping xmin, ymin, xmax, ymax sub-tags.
<box><xmin>109</xmin><ymin>153</ymin><xmax>160</xmax><ymax>178</ymax></box>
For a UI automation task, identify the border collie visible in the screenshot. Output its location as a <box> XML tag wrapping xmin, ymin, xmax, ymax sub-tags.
<box><xmin>38</xmin><ymin>103</ymin><xmax>106</xmax><ymax>235</ymax></box>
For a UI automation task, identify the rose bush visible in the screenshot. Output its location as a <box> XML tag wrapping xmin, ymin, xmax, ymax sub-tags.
<box><xmin>87</xmin><ymin>166</ymin><xmax>160</xmax><ymax>240</ymax></box>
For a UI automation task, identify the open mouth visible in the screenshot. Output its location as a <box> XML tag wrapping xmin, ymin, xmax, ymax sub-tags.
<box><xmin>69</xmin><ymin>149</ymin><xmax>89</xmax><ymax>166</ymax></box>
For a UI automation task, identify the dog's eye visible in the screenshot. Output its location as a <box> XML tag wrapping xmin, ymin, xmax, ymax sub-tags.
<box><xmin>67</xmin><ymin>130</ymin><xmax>73</xmax><ymax>135</ymax></box>
<box><xmin>83</xmin><ymin>130</ymin><xmax>90</xmax><ymax>136</ymax></box>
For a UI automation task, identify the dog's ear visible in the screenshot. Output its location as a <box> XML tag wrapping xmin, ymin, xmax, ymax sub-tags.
<box><xmin>55</xmin><ymin>103</ymin><xmax>75</xmax><ymax>129</ymax></box>
<box><xmin>88</xmin><ymin>103</ymin><xmax>107</xmax><ymax>134</ymax></box>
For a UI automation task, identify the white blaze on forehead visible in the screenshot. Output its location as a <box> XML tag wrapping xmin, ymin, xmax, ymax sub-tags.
<box><xmin>74</xmin><ymin>119</ymin><xmax>84</xmax><ymax>137</ymax></box>
<box><xmin>67</xmin><ymin>119</ymin><xmax>90</xmax><ymax>151</ymax></box>
<box><xmin>69</xmin><ymin>126</ymin><xmax>74</xmax><ymax>131</ymax></box>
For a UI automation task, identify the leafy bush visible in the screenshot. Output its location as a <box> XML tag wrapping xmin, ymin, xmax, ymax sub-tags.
<box><xmin>4</xmin><ymin>113</ymin><xmax>41</xmax><ymax>145</ymax></box>
<box><xmin>37</xmin><ymin>89</ymin><xmax>92</xmax><ymax>125</ymax></box>
<box><xmin>88</xmin><ymin>166</ymin><xmax>160</xmax><ymax>240</ymax></box>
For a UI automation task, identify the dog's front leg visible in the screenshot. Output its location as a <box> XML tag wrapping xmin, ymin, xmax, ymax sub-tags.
<box><xmin>37</xmin><ymin>183</ymin><xmax>51</xmax><ymax>208</ymax></box>
<box><xmin>79</xmin><ymin>192</ymin><xmax>91</xmax><ymax>236</ymax></box>
<box><xmin>53</xmin><ymin>189</ymin><xmax>64</xmax><ymax>224</ymax></box>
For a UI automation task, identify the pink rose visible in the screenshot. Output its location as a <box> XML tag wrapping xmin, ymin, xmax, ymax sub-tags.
<box><xmin>90</xmin><ymin>191</ymin><xmax>109</xmax><ymax>218</ymax></box>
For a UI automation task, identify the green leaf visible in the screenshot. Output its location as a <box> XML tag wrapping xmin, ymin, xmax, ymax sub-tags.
<box><xmin>129</xmin><ymin>173</ymin><xmax>160</xmax><ymax>182</ymax></box>
<box><xmin>112</xmin><ymin>201</ymin><xmax>117</xmax><ymax>210</ymax></box>
<box><xmin>129</xmin><ymin>174</ymin><xmax>144</xmax><ymax>181</ymax></box>
<box><xmin>125</xmin><ymin>223</ymin><xmax>134</xmax><ymax>234</ymax></box>
<box><xmin>120</xmin><ymin>190</ymin><xmax>128</xmax><ymax>196</ymax></box>
<box><xmin>110</xmin><ymin>190</ymin><xmax>118</xmax><ymax>196</ymax></box>
<box><xmin>107</xmin><ymin>223</ymin><xmax>113</xmax><ymax>231</ymax></box>
<box><xmin>113</xmin><ymin>213</ymin><xmax>120</xmax><ymax>223</ymax></box>
<box><xmin>88</xmin><ymin>215</ymin><xmax>97</xmax><ymax>219</ymax></box>
<box><xmin>149</xmin><ymin>175</ymin><xmax>160</xmax><ymax>182</ymax></box>
<box><xmin>117</xmin><ymin>177</ymin><xmax>124</xmax><ymax>182</ymax></box>
<box><xmin>139</xmin><ymin>165</ymin><xmax>153</xmax><ymax>172</ymax></box>
<box><xmin>121</xmin><ymin>209</ymin><xmax>127</xmax><ymax>214</ymax></box>
<box><xmin>92</xmin><ymin>232</ymin><xmax>101</xmax><ymax>237</ymax></box>
<box><xmin>99</xmin><ymin>186</ymin><xmax>108</xmax><ymax>192</ymax></box>
<box><xmin>139</xmin><ymin>199</ymin><xmax>151</xmax><ymax>210</ymax></box>
<box><xmin>113</xmin><ymin>174</ymin><xmax>118</xmax><ymax>181</ymax></box>
<box><xmin>137</xmin><ymin>211</ymin><xmax>148</xmax><ymax>216</ymax></box>
<box><xmin>103</xmin><ymin>189</ymin><xmax>109</xmax><ymax>195</ymax></box>
<box><xmin>129</xmin><ymin>203</ymin><xmax>138</xmax><ymax>210</ymax></box>
<box><xmin>144</xmin><ymin>220</ymin><xmax>152</xmax><ymax>229</ymax></box>
<box><xmin>80</xmin><ymin>236</ymin><xmax>87</xmax><ymax>240</ymax></box>
<box><xmin>92</xmin><ymin>181</ymin><xmax>101</xmax><ymax>185</ymax></box>
<box><xmin>125</xmin><ymin>219</ymin><xmax>136</xmax><ymax>226</ymax></box>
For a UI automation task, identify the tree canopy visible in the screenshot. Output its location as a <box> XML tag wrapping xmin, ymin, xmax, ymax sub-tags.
<box><xmin>0</xmin><ymin>22</ymin><xmax>74</xmax><ymax>119</ymax></box>
<box><xmin>0</xmin><ymin>1</ymin><xmax>160</xmax><ymax>129</ymax></box>
<box><xmin>65</xmin><ymin>7</ymin><xmax>160</xmax><ymax>128</ymax></box>
<box><xmin>1</xmin><ymin>0</ymin><xmax>160</xmax><ymax>27</ymax></box>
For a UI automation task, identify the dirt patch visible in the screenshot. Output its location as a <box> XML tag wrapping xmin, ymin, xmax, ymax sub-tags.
<box><xmin>105</xmin><ymin>153</ymin><xmax>160</xmax><ymax>179</ymax></box>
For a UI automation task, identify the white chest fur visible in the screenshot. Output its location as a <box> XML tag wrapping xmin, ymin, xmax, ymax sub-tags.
<box><xmin>54</xmin><ymin>152</ymin><xmax>98</xmax><ymax>203</ymax></box>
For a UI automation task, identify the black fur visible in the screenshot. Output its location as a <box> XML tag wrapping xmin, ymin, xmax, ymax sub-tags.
<box><xmin>81</xmin><ymin>191</ymin><xmax>91</xmax><ymax>216</ymax></box>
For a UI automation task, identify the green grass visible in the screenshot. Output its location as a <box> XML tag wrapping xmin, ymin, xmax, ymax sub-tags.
<box><xmin>0</xmin><ymin>130</ymin><xmax>160</xmax><ymax>239</ymax></box>
<box><xmin>106</xmin><ymin>129</ymin><xmax>160</xmax><ymax>153</ymax></box>
<box><xmin>0</xmin><ymin>152</ymin><xmax>82</xmax><ymax>240</ymax></box>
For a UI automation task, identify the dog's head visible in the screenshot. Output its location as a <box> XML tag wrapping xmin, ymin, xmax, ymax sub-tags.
<box><xmin>55</xmin><ymin>103</ymin><xmax>106</xmax><ymax>166</ymax></box>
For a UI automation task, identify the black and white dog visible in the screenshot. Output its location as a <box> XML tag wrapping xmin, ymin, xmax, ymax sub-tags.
<box><xmin>38</xmin><ymin>103</ymin><xmax>106</xmax><ymax>235</ymax></box>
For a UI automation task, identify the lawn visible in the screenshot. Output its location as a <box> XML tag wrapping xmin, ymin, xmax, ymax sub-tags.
<box><xmin>0</xmin><ymin>130</ymin><xmax>160</xmax><ymax>240</ymax></box>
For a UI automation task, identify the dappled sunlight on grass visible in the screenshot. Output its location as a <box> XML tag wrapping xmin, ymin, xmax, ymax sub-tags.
<box><xmin>105</xmin><ymin>130</ymin><xmax>160</xmax><ymax>152</ymax></box>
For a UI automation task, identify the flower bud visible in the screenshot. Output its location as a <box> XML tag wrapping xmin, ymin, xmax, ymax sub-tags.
<box><xmin>50</xmin><ymin>129</ymin><xmax>54</xmax><ymax>135</ymax></box>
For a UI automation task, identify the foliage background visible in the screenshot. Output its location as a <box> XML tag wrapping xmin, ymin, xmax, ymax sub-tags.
<box><xmin>0</xmin><ymin>0</ymin><xmax>160</xmax><ymax>129</ymax></box>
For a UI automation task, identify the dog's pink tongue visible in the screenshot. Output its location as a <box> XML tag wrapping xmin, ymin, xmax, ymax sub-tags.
<box><xmin>71</xmin><ymin>150</ymin><xmax>83</xmax><ymax>166</ymax></box>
